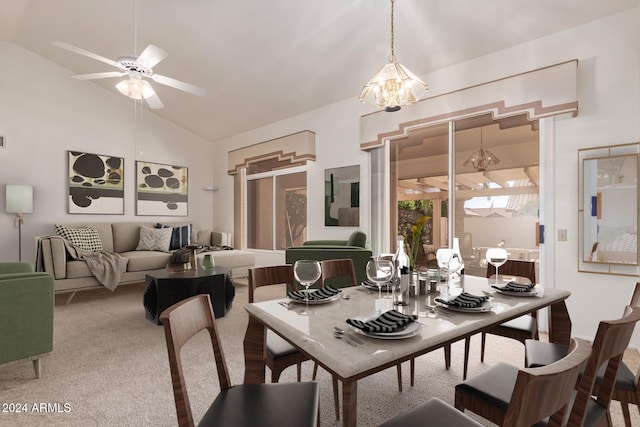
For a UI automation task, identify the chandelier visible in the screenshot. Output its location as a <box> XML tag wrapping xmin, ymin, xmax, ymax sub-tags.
<box><xmin>359</xmin><ymin>0</ymin><xmax>428</xmax><ymax>112</ymax></box>
<box><xmin>464</xmin><ymin>127</ymin><xmax>500</xmax><ymax>171</ymax></box>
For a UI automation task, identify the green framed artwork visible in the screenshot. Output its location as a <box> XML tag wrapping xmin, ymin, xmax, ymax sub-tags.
<box><xmin>136</xmin><ymin>161</ymin><xmax>188</xmax><ymax>216</ymax></box>
<box><xmin>68</xmin><ymin>150</ymin><xmax>124</xmax><ymax>214</ymax></box>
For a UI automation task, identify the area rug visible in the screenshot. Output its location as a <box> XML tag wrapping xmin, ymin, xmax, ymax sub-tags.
<box><xmin>0</xmin><ymin>280</ymin><xmax>637</xmax><ymax>426</ymax></box>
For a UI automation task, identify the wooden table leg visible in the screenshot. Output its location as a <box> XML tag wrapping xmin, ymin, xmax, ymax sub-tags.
<box><xmin>342</xmin><ymin>379</ymin><xmax>358</xmax><ymax>427</ymax></box>
<box><xmin>548</xmin><ymin>300</ymin><xmax>572</xmax><ymax>346</ymax></box>
<box><xmin>243</xmin><ymin>315</ymin><xmax>266</xmax><ymax>384</ymax></box>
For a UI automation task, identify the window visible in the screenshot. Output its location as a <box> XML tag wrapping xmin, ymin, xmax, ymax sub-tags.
<box><xmin>246</xmin><ymin>163</ymin><xmax>307</xmax><ymax>250</ymax></box>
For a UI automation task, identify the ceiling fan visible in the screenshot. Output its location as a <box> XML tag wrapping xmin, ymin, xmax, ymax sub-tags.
<box><xmin>52</xmin><ymin>41</ymin><xmax>206</xmax><ymax>109</ymax></box>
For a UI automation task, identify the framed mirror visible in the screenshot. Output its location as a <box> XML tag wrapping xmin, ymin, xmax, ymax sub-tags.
<box><xmin>578</xmin><ymin>143</ymin><xmax>639</xmax><ymax>276</ymax></box>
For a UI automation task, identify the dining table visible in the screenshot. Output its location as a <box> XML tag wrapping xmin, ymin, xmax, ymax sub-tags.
<box><xmin>243</xmin><ymin>274</ymin><xmax>571</xmax><ymax>427</ymax></box>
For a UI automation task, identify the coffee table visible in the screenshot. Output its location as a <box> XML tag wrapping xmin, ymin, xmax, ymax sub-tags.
<box><xmin>144</xmin><ymin>266</ymin><xmax>233</xmax><ymax>324</ymax></box>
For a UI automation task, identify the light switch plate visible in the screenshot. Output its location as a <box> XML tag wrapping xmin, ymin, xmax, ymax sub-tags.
<box><xmin>558</xmin><ymin>229</ymin><xmax>568</xmax><ymax>241</ymax></box>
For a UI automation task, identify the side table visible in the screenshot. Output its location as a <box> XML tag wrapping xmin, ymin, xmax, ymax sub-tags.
<box><xmin>144</xmin><ymin>266</ymin><xmax>233</xmax><ymax>325</ymax></box>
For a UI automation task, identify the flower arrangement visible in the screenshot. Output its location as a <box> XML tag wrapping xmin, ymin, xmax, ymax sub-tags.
<box><xmin>406</xmin><ymin>215</ymin><xmax>429</xmax><ymax>270</ymax></box>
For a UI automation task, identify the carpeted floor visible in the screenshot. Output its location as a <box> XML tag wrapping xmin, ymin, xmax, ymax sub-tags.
<box><xmin>0</xmin><ymin>279</ymin><xmax>638</xmax><ymax>426</ymax></box>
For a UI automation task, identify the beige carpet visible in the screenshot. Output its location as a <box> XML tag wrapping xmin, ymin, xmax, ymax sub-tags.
<box><xmin>0</xmin><ymin>280</ymin><xmax>638</xmax><ymax>427</ymax></box>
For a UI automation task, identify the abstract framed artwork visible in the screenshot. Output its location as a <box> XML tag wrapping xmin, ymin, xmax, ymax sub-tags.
<box><xmin>136</xmin><ymin>161</ymin><xmax>188</xmax><ymax>216</ymax></box>
<box><xmin>325</xmin><ymin>165</ymin><xmax>360</xmax><ymax>226</ymax></box>
<box><xmin>68</xmin><ymin>151</ymin><xmax>124</xmax><ymax>214</ymax></box>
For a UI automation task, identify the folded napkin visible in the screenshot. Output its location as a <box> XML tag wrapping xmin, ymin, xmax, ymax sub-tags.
<box><xmin>288</xmin><ymin>285</ymin><xmax>340</xmax><ymax>301</ymax></box>
<box><xmin>492</xmin><ymin>282</ymin><xmax>536</xmax><ymax>293</ymax></box>
<box><xmin>361</xmin><ymin>280</ymin><xmax>391</xmax><ymax>289</ymax></box>
<box><xmin>435</xmin><ymin>292</ymin><xmax>489</xmax><ymax>308</ymax></box>
<box><xmin>346</xmin><ymin>310</ymin><xmax>417</xmax><ymax>334</ymax></box>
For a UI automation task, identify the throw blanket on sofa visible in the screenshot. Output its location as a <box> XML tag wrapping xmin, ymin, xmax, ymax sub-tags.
<box><xmin>36</xmin><ymin>236</ymin><xmax>128</xmax><ymax>291</ymax></box>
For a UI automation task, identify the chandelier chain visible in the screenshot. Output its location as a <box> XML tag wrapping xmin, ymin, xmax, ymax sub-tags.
<box><xmin>390</xmin><ymin>0</ymin><xmax>396</xmax><ymax>62</ymax></box>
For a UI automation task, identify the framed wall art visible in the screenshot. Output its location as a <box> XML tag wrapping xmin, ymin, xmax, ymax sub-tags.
<box><xmin>68</xmin><ymin>150</ymin><xmax>124</xmax><ymax>214</ymax></box>
<box><xmin>136</xmin><ymin>161</ymin><xmax>188</xmax><ymax>216</ymax></box>
<box><xmin>325</xmin><ymin>165</ymin><xmax>360</xmax><ymax>226</ymax></box>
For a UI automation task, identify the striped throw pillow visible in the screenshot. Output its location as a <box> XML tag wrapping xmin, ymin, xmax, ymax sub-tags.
<box><xmin>155</xmin><ymin>223</ymin><xmax>192</xmax><ymax>250</ymax></box>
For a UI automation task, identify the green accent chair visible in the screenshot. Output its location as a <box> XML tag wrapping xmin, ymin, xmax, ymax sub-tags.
<box><xmin>285</xmin><ymin>230</ymin><xmax>372</xmax><ymax>288</ymax></box>
<box><xmin>0</xmin><ymin>262</ymin><xmax>54</xmax><ymax>378</ymax></box>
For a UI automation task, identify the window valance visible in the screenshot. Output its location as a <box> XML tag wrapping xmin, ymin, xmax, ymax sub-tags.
<box><xmin>227</xmin><ymin>130</ymin><xmax>316</xmax><ymax>175</ymax></box>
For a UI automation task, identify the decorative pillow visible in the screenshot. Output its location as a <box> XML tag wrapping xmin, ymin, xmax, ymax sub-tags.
<box><xmin>54</xmin><ymin>225</ymin><xmax>104</xmax><ymax>252</ymax></box>
<box><xmin>195</xmin><ymin>229</ymin><xmax>212</xmax><ymax>247</ymax></box>
<box><xmin>136</xmin><ymin>226</ymin><xmax>172</xmax><ymax>252</ymax></box>
<box><xmin>155</xmin><ymin>223</ymin><xmax>192</xmax><ymax>250</ymax></box>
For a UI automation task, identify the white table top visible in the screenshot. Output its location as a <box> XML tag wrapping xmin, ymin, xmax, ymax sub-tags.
<box><xmin>244</xmin><ymin>275</ymin><xmax>570</xmax><ymax>381</ymax></box>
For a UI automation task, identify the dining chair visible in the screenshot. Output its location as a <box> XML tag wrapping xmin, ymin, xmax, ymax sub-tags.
<box><xmin>379</xmin><ymin>397</ymin><xmax>484</xmax><ymax>427</ymax></box>
<box><xmin>160</xmin><ymin>294</ymin><xmax>320</xmax><ymax>427</ymax></box>
<box><xmin>454</xmin><ymin>337</ymin><xmax>592</xmax><ymax>426</ymax></box>
<box><xmin>443</xmin><ymin>258</ymin><xmax>538</xmax><ymax>379</ymax></box>
<box><xmin>526</xmin><ymin>282</ymin><xmax>640</xmax><ymax>427</ymax></box>
<box><xmin>480</xmin><ymin>259</ymin><xmax>539</xmax><ymax>360</ymax></box>
<box><xmin>361</xmin><ymin>256</ymin><xmax>413</xmax><ymax>391</ymax></box>
<box><xmin>248</xmin><ymin>265</ymin><xmax>310</xmax><ymax>383</ymax></box>
<box><xmin>313</xmin><ymin>258</ymin><xmax>405</xmax><ymax>420</ymax></box>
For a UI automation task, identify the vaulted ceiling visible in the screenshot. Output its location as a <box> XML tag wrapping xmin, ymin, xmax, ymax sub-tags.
<box><xmin>1</xmin><ymin>0</ymin><xmax>637</xmax><ymax>142</ymax></box>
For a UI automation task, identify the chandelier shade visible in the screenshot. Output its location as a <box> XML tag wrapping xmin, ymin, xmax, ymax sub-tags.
<box><xmin>359</xmin><ymin>0</ymin><xmax>427</xmax><ymax>112</ymax></box>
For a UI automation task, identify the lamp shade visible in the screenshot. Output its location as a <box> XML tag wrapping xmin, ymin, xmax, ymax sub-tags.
<box><xmin>6</xmin><ymin>184</ymin><xmax>33</xmax><ymax>214</ymax></box>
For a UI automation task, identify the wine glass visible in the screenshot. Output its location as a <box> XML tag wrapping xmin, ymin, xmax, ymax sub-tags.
<box><xmin>486</xmin><ymin>248</ymin><xmax>508</xmax><ymax>285</ymax></box>
<box><xmin>366</xmin><ymin>257</ymin><xmax>395</xmax><ymax>312</ymax></box>
<box><xmin>293</xmin><ymin>260</ymin><xmax>321</xmax><ymax>316</ymax></box>
<box><xmin>436</xmin><ymin>248</ymin><xmax>455</xmax><ymax>293</ymax></box>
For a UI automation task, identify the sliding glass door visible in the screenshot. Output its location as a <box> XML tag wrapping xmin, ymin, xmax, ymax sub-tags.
<box><xmin>392</xmin><ymin>114</ymin><xmax>540</xmax><ymax>279</ymax></box>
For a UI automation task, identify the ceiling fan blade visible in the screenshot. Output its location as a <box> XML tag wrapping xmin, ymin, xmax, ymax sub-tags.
<box><xmin>136</xmin><ymin>44</ymin><xmax>168</xmax><ymax>69</ymax></box>
<box><xmin>52</xmin><ymin>42</ymin><xmax>119</xmax><ymax>68</ymax></box>
<box><xmin>151</xmin><ymin>74</ymin><xmax>206</xmax><ymax>97</ymax></box>
<box><xmin>145</xmin><ymin>92</ymin><xmax>164</xmax><ymax>109</ymax></box>
<box><xmin>71</xmin><ymin>71</ymin><xmax>127</xmax><ymax>80</ymax></box>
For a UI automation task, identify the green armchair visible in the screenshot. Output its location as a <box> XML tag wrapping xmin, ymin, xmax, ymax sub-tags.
<box><xmin>285</xmin><ymin>230</ymin><xmax>372</xmax><ymax>287</ymax></box>
<box><xmin>0</xmin><ymin>262</ymin><xmax>54</xmax><ymax>378</ymax></box>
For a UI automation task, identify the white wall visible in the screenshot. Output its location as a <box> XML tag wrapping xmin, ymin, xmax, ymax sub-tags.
<box><xmin>213</xmin><ymin>7</ymin><xmax>640</xmax><ymax>341</ymax></box>
<box><xmin>0</xmin><ymin>42</ymin><xmax>216</xmax><ymax>264</ymax></box>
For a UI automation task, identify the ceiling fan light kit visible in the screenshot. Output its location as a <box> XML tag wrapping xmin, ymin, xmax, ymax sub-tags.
<box><xmin>359</xmin><ymin>0</ymin><xmax>428</xmax><ymax>112</ymax></box>
<box><xmin>116</xmin><ymin>76</ymin><xmax>155</xmax><ymax>99</ymax></box>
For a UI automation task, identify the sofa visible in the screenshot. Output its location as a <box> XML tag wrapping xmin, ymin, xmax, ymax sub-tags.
<box><xmin>0</xmin><ymin>262</ymin><xmax>54</xmax><ymax>378</ymax></box>
<box><xmin>285</xmin><ymin>230</ymin><xmax>372</xmax><ymax>287</ymax></box>
<box><xmin>36</xmin><ymin>222</ymin><xmax>255</xmax><ymax>302</ymax></box>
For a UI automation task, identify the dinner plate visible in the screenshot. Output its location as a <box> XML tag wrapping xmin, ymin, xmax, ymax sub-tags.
<box><xmin>361</xmin><ymin>280</ymin><xmax>391</xmax><ymax>291</ymax></box>
<box><xmin>435</xmin><ymin>299</ymin><xmax>494</xmax><ymax>313</ymax></box>
<box><xmin>495</xmin><ymin>288</ymin><xmax>540</xmax><ymax>297</ymax></box>
<box><xmin>351</xmin><ymin>321</ymin><xmax>420</xmax><ymax>340</ymax></box>
<box><xmin>288</xmin><ymin>290</ymin><xmax>341</xmax><ymax>305</ymax></box>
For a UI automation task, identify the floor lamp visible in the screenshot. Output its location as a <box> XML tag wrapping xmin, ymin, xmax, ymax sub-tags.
<box><xmin>6</xmin><ymin>184</ymin><xmax>33</xmax><ymax>262</ymax></box>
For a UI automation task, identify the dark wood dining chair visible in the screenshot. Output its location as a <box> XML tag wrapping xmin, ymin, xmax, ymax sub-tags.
<box><xmin>454</xmin><ymin>337</ymin><xmax>592</xmax><ymax>426</ymax></box>
<box><xmin>313</xmin><ymin>258</ymin><xmax>406</xmax><ymax>420</ymax></box>
<box><xmin>445</xmin><ymin>259</ymin><xmax>538</xmax><ymax>380</ymax></box>
<box><xmin>160</xmin><ymin>294</ymin><xmax>319</xmax><ymax>427</ymax></box>
<box><xmin>526</xmin><ymin>282</ymin><xmax>640</xmax><ymax>427</ymax></box>
<box><xmin>248</xmin><ymin>265</ymin><xmax>310</xmax><ymax>383</ymax></box>
<box><xmin>368</xmin><ymin>256</ymin><xmax>417</xmax><ymax>389</ymax></box>
<box><xmin>480</xmin><ymin>259</ymin><xmax>539</xmax><ymax>359</ymax></box>
<box><xmin>590</xmin><ymin>282</ymin><xmax>640</xmax><ymax>427</ymax></box>
<box><xmin>379</xmin><ymin>397</ymin><xmax>484</xmax><ymax>427</ymax></box>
